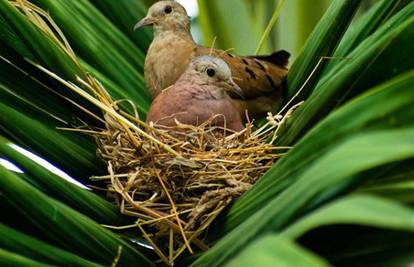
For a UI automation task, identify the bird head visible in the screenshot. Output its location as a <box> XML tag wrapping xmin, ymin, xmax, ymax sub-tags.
<box><xmin>189</xmin><ymin>56</ymin><xmax>244</xmax><ymax>99</ymax></box>
<box><xmin>134</xmin><ymin>1</ymin><xmax>191</xmax><ymax>34</ymax></box>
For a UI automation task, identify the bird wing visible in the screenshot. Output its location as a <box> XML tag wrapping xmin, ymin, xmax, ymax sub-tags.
<box><xmin>195</xmin><ymin>46</ymin><xmax>289</xmax><ymax>100</ymax></box>
<box><xmin>249</xmin><ymin>50</ymin><xmax>290</xmax><ymax>68</ymax></box>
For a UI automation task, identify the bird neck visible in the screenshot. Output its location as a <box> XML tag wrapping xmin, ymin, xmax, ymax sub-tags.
<box><xmin>153</xmin><ymin>25</ymin><xmax>195</xmax><ymax>43</ymax></box>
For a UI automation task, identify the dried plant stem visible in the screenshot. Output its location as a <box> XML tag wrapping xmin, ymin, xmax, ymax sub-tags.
<box><xmin>155</xmin><ymin>170</ymin><xmax>193</xmax><ymax>254</ymax></box>
<box><xmin>30</xmin><ymin>62</ymin><xmax>181</xmax><ymax>157</ymax></box>
<box><xmin>110</xmin><ymin>167</ymin><xmax>208</xmax><ymax>251</ymax></box>
<box><xmin>137</xmin><ymin>222</ymin><xmax>171</xmax><ymax>267</ymax></box>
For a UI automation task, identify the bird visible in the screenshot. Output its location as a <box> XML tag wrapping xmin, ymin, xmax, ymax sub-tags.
<box><xmin>146</xmin><ymin>55</ymin><xmax>244</xmax><ymax>132</ymax></box>
<box><xmin>134</xmin><ymin>0</ymin><xmax>290</xmax><ymax>119</ymax></box>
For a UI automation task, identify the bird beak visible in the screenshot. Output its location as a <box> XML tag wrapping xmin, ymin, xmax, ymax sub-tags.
<box><xmin>229</xmin><ymin>78</ymin><xmax>245</xmax><ymax>99</ymax></box>
<box><xmin>134</xmin><ymin>16</ymin><xmax>156</xmax><ymax>31</ymax></box>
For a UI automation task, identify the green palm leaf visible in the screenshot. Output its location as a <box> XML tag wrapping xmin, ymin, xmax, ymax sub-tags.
<box><xmin>1</xmin><ymin>0</ymin><xmax>414</xmax><ymax>266</ymax></box>
<box><xmin>193</xmin><ymin>126</ymin><xmax>414</xmax><ymax>266</ymax></box>
<box><xmin>225</xmin><ymin>235</ymin><xmax>330</xmax><ymax>267</ymax></box>
<box><xmin>0</xmin><ymin>166</ymin><xmax>154</xmax><ymax>267</ymax></box>
<box><xmin>286</xmin><ymin>0</ymin><xmax>360</xmax><ymax>100</ymax></box>
<box><xmin>213</xmin><ymin>70</ymin><xmax>414</xmax><ymax>237</ymax></box>
<box><xmin>0</xmin><ymin>249</ymin><xmax>52</xmax><ymax>267</ymax></box>
<box><xmin>0</xmin><ymin>136</ymin><xmax>125</xmax><ymax>224</ymax></box>
<box><xmin>278</xmin><ymin>4</ymin><xmax>414</xmax><ymax>145</ymax></box>
<box><xmin>0</xmin><ymin>224</ymin><xmax>102</xmax><ymax>267</ymax></box>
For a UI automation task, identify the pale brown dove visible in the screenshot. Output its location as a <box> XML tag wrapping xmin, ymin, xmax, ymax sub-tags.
<box><xmin>135</xmin><ymin>0</ymin><xmax>290</xmax><ymax>119</ymax></box>
<box><xmin>146</xmin><ymin>55</ymin><xmax>244</xmax><ymax>132</ymax></box>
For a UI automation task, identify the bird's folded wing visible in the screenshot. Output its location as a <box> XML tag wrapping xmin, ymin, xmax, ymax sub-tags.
<box><xmin>195</xmin><ymin>46</ymin><xmax>289</xmax><ymax>99</ymax></box>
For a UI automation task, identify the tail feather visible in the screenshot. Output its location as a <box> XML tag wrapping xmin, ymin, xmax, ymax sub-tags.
<box><xmin>252</xmin><ymin>50</ymin><xmax>290</xmax><ymax>68</ymax></box>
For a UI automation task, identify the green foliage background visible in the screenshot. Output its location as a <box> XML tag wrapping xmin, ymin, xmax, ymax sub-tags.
<box><xmin>1</xmin><ymin>0</ymin><xmax>414</xmax><ymax>266</ymax></box>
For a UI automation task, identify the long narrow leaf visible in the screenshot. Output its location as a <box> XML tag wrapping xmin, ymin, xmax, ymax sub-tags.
<box><xmin>88</xmin><ymin>0</ymin><xmax>152</xmax><ymax>51</ymax></box>
<box><xmin>0</xmin><ymin>0</ymin><xmax>150</xmax><ymax>113</ymax></box>
<box><xmin>31</xmin><ymin>0</ymin><xmax>151</xmax><ymax>107</ymax></box>
<box><xmin>0</xmin><ymin>136</ymin><xmax>125</xmax><ymax>225</ymax></box>
<box><xmin>0</xmin><ymin>101</ymin><xmax>102</xmax><ymax>178</ymax></box>
<box><xmin>278</xmin><ymin>6</ymin><xmax>414</xmax><ymax>145</ymax></box>
<box><xmin>194</xmin><ymin>127</ymin><xmax>414</xmax><ymax>267</ymax></box>
<box><xmin>0</xmin><ymin>166</ymin><xmax>155</xmax><ymax>267</ymax></box>
<box><xmin>282</xmin><ymin>195</ymin><xmax>414</xmax><ymax>239</ymax></box>
<box><xmin>226</xmin><ymin>235</ymin><xmax>330</xmax><ymax>267</ymax></box>
<box><xmin>329</xmin><ymin>0</ymin><xmax>404</xmax><ymax>62</ymax></box>
<box><xmin>0</xmin><ymin>0</ymin><xmax>81</xmax><ymax>80</ymax></box>
<box><xmin>0</xmin><ymin>249</ymin><xmax>51</xmax><ymax>267</ymax></box>
<box><xmin>212</xmin><ymin>70</ymin><xmax>414</xmax><ymax>237</ymax></box>
<box><xmin>286</xmin><ymin>0</ymin><xmax>360</xmax><ymax>100</ymax></box>
<box><xmin>0</xmin><ymin>224</ymin><xmax>102</xmax><ymax>267</ymax></box>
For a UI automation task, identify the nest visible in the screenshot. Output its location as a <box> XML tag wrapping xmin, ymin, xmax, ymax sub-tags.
<box><xmin>34</xmin><ymin>62</ymin><xmax>298</xmax><ymax>264</ymax></box>
<box><xmin>27</xmin><ymin>33</ymin><xmax>298</xmax><ymax>267</ymax></box>
<box><xmin>91</xmin><ymin>110</ymin><xmax>293</xmax><ymax>265</ymax></box>
<box><xmin>34</xmin><ymin>63</ymin><xmax>298</xmax><ymax>265</ymax></box>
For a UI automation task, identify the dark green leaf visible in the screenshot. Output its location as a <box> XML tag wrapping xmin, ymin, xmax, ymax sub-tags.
<box><xmin>213</xmin><ymin>70</ymin><xmax>414</xmax><ymax>237</ymax></box>
<box><xmin>279</xmin><ymin>5</ymin><xmax>414</xmax><ymax>145</ymax></box>
<box><xmin>282</xmin><ymin>195</ymin><xmax>414</xmax><ymax>239</ymax></box>
<box><xmin>328</xmin><ymin>0</ymin><xmax>404</xmax><ymax>62</ymax></box>
<box><xmin>0</xmin><ymin>249</ymin><xmax>52</xmax><ymax>267</ymax></box>
<box><xmin>0</xmin><ymin>136</ymin><xmax>125</xmax><ymax>225</ymax></box>
<box><xmin>0</xmin><ymin>224</ymin><xmax>102</xmax><ymax>267</ymax></box>
<box><xmin>0</xmin><ymin>166</ymin><xmax>155</xmax><ymax>267</ymax></box>
<box><xmin>194</xmin><ymin>127</ymin><xmax>414</xmax><ymax>267</ymax></box>
<box><xmin>286</xmin><ymin>0</ymin><xmax>360</xmax><ymax>100</ymax></box>
<box><xmin>225</xmin><ymin>235</ymin><xmax>330</xmax><ymax>267</ymax></box>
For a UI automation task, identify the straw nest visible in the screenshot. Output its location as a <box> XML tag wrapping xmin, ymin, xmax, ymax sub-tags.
<box><xmin>39</xmin><ymin>63</ymin><xmax>298</xmax><ymax>265</ymax></box>
<box><xmin>91</xmin><ymin>107</ymin><xmax>295</xmax><ymax>264</ymax></box>
<box><xmin>38</xmin><ymin>60</ymin><xmax>297</xmax><ymax>265</ymax></box>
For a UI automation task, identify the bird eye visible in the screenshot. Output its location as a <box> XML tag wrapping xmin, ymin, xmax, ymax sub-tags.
<box><xmin>206</xmin><ymin>68</ymin><xmax>216</xmax><ymax>77</ymax></box>
<box><xmin>164</xmin><ymin>5</ymin><xmax>173</xmax><ymax>14</ymax></box>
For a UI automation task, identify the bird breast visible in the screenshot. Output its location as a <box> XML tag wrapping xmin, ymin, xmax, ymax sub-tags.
<box><xmin>146</xmin><ymin>88</ymin><xmax>243</xmax><ymax>132</ymax></box>
<box><xmin>145</xmin><ymin>34</ymin><xmax>195</xmax><ymax>98</ymax></box>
